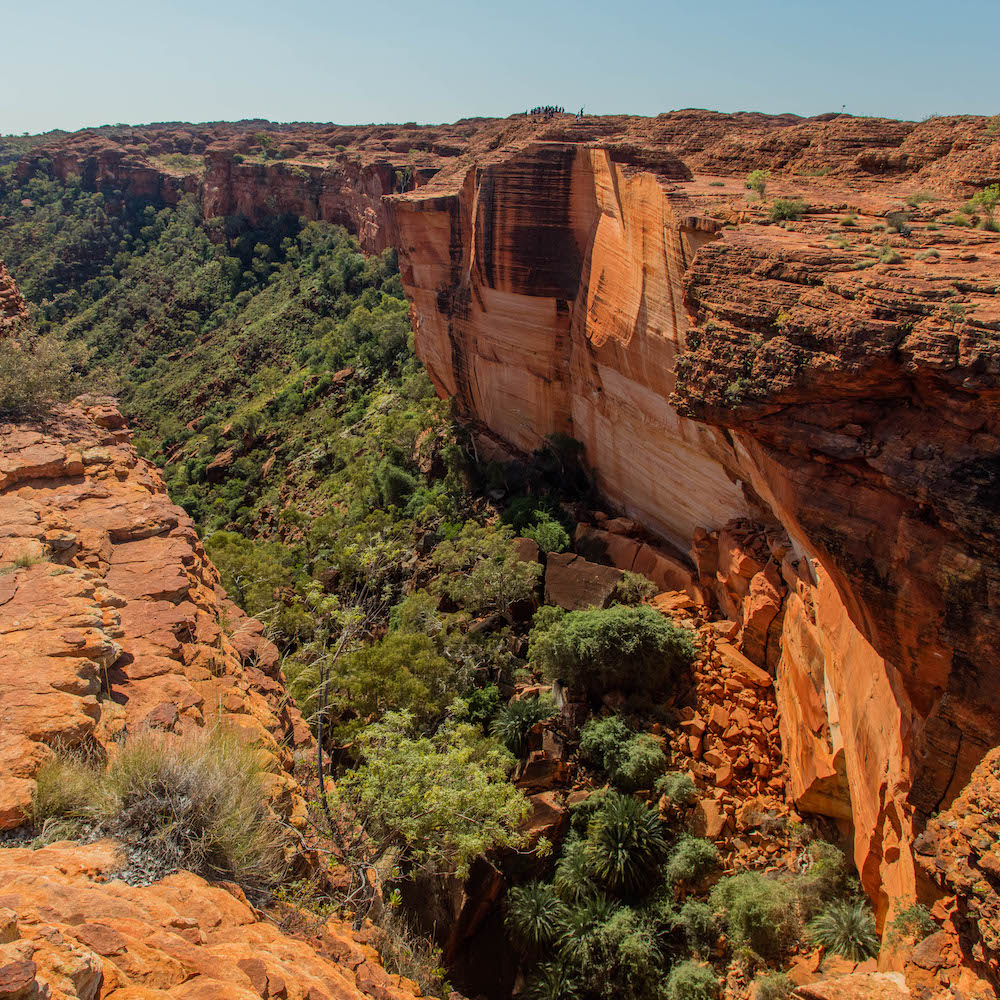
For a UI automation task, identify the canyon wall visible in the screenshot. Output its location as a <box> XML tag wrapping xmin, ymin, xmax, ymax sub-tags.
<box><xmin>383</xmin><ymin>114</ymin><xmax>1000</xmax><ymax>925</ymax></box>
<box><xmin>11</xmin><ymin>110</ymin><xmax>1000</xmax><ymax>928</ymax></box>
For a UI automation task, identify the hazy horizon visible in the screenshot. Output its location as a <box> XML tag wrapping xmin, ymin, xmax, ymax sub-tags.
<box><xmin>3</xmin><ymin>0</ymin><xmax>998</xmax><ymax>136</ymax></box>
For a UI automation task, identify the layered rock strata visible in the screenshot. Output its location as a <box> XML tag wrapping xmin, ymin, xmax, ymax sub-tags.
<box><xmin>0</xmin><ymin>842</ymin><xmax>429</xmax><ymax>1000</ymax></box>
<box><xmin>0</xmin><ymin>396</ymin><xmax>310</xmax><ymax>832</ymax></box>
<box><xmin>381</xmin><ymin>115</ymin><xmax>1000</xmax><ymax>931</ymax></box>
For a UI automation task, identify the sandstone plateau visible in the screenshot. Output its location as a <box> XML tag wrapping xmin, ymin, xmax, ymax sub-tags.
<box><xmin>7</xmin><ymin>108</ymin><xmax>1000</xmax><ymax>985</ymax></box>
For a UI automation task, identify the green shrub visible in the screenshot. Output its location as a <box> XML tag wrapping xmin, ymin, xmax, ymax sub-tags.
<box><xmin>324</xmin><ymin>631</ymin><xmax>461</xmax><ymax>738</ymax></box>
<box><xmin>579</xmin><ymin>717</ymin><xmax>667</xmax><ymax>791</ymax></box>
<box><xmin>507</xmin><ymin>880</ymin><xmax>568</xmax><ymax>952</ymax></box>
<box><xmin>0</xmin><ymin>330</ymin><xmax>89</xmax><ymax>420</ymax></box>
<box><xmin>32</xmin><ymin>729</ymin><xmax>285</xmax><ymax>902</ymax></box>
<box><xmin>503</xmin><ymin>496</ymin><xmax>572</xmax><ymax>553</ymax></box>
<box><xmin>796</xmin><ymin>841</ymin><xmax>851</xmax><ymax>919</ymax></box>
<box><xmin>464</xmin><ymin>684</ymin><xmax>502</xmax><ymax>729</ymax></box>
<box><xmin>886</xmin><ymin>903</ymin><xmax>936</xmax><ymax>946</ymax></box>
<box><xmin>432</xmin><ymin>521</ymin><xmax>543</xmax><ymax>621</ymax></box>
<box><xmin>612</xmin><ymin>734</ymin><xmax>667</xmax><ymax>791</ymax></box>
<box><xmin>523</xmin><ymin>514</ymin><xmax>571</xmax><ymax>553</ymax></box>
<box><xmin>965</xmin><ymin>183</ymin><xmax>999</xmax><ymax>229</ymax></box>
<box><xmin>665</xmin><ymin>836</ymin><xmax>720</xmax><ymax>888</ymax></box>
<box><xmin>906</xmin><ymin>191</ymin><xmax>935</xmax><ymax>207</ymax></box>
<box><xmin>665</xmin><ymin>961</ymin><xmax>719</xmax><ymax>1000</ymax></box>
<box><xmin>710</xmin><ymin>872</ymin><xmax>799</xmax><ymax>961</ymax></box>
<box><xmin>530</xmin><ymin>605</ymin><xmax>695</xmax><ymax>694</ymax></box>
<box><xmin>769</xmin><ymin>198</ymin><xmax>808</xmax><ymax>222</ymax></box>
<box><xmin>491</xmin><ymin>695</ymin><xmax>557</xmax><ymax>757</ymax></box>
<box><xmin>678</xmin><ymin>900</ymin><xmax>718</xmax><ymax>957</ymax></box>
<box><xmin>879</xmin><ymin>246</ymin><xmax>903</xmax><ymax>264</ymax></box>
<box><xmin>753</xmin><ymin>972</ymin><xmax>794</xmax><ymax>1000</ymax></box>
<box><xmin>328</xmin><ymin>711</ymin><xmax>530</xmax><ymax>878</ymax></box>
<box><xmin>586</xmin><ymin>792</ymin><xmax>668</xmax><ymax>895</ymax></box>
<box><xmin>806</xmin><ymin>901</ymin><xmax>879</xmax><ymax>961</ymax></box>
<box><xmin>656</xmin><ymin>771</ymin><xmax>697</xmax><ymax>806</ymax></box>
<box><xmin>747</xmin><ymin>169</ymin><xmax>770</xmax><ymax>200</ymax></box>
<box><xmin>579</xmin><ymin>715</ymin><xmax>632</xmax><ymax>766</ymax></box>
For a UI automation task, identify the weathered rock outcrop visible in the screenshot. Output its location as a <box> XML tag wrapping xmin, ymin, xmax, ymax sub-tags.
<box><xmin>0</xmin><ymin>842</ymin><xmax>428</xmax><ymax>1000</ymax></box>
<box><xmin>0</xmin><ymin>396</ymin><xmax>310</xmax><ymax>830</ymax></box>
<box><xmin>0</xmin><ymin>394</ymin><xmax>436</xmax><ymax>1000</ymax></box>
<box><xmin>0</xmin><ymin>261</ymin><xmax>28</xmax><ymax>334</ymax></box>
<box><xmin>380</xmin><ymin>112</ymin><xmax>1000</xmax><ymax>929</ymax></box>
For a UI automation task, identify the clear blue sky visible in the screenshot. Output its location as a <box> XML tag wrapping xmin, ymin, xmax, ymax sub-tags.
<box><xmin>3</xmin><ymin>0</ymin><xmax>997</xmax><ymax>134</ymax></box>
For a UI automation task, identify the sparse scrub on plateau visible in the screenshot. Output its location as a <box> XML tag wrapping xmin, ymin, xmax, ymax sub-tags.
<box><xmin>746</xmin><ymin>169</ymin><xmax>771</xmax><ymax>200</ymax></box>
<box><xmin>31</xmin><ymin>729</ymin><xmax>285</xmax><ymax>902</ymax></box>
<box><xmin>769</xmin><ymin>198</ymin><xmax>808</xmax><ymax>222</ymax></box>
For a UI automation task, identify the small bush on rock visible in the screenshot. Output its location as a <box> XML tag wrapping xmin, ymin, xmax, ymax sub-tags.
<box><xmin>665</xmin><ymin>836</ymin><xmax>720</xmax><ymax>889</ymax></box>
<box><xmin>530</xmin><ymin>605</ymin><xmax>695</xmax><ymax>694</ymax></box>
<box><xmin>657</xmin><ymin>771</ymin><xmax>697</xmax><ymax>806</ymax></box>
<box><xmin>806</xmin><ymin>900</ymin><xmax>879</xmax><ymax>961</ymax></box>
<box><xmin>31</xmin><ymin>729</ymin><xmax>285</xmax><ymax>902</ymax></box>
<box><xmin>665</xmin><ymin>961</ymin><xmax>719</xmax><ymax>1000</ymax></box>
<box><xmin>491</xmin><ymin>695</ymin><xmax>557</xmax><ymax>758</ymax></box>
<box><xmin>769</xmin><ymin>198</ymin><xmax>808</xmax><ymax>222</ymax></box>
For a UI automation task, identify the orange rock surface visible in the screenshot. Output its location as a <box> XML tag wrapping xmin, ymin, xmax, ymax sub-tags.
<box><xmin>0</xmin><ymin>392</ymin><xmax>435</xmax><ymax>1000</ymax></box>
<box><xmin>0</xmin><ymin>397</ymin><xmax>310</xmax><ymax>832</ymax></box>
<box><xmin>0</xmin><ymin>842</ymin><xmax>427</xmax><ymax>1000</ymax></box>
<box><xmin>0</xmin><ymin>260</ymin><xmax>28</xmax><ymax>335</ymax></box>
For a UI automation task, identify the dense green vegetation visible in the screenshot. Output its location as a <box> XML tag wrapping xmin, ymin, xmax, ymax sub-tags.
<box><xmin>4</xmin><ymin>156</ymin><xmax>882</xmax><ymax>998</ymax></box>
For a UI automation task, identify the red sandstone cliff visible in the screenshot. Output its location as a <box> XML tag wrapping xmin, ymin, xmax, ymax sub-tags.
<box><xmin>379</xmin><ymin>111</ymin><xmax>1000</xmax><ymax>931</ymax></box>
<box><xmin>12</xmin><ymin>110</ymin><xmax>1000</xmax><ymax>946</ymax></box>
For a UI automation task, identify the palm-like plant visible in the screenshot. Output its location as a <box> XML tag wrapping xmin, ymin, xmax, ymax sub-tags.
<box><xmin>557</xmin><ymin>894</ymin><xmax>620</xmax><ymax>966</ymax></box>
<box><xmin>491</xmin><ymin>695</ymin><xmax>557</xmax><ymax>758</ymax></box>
<box><xmin>554</xmin><ymin>838</ymin><xmax>598</xmax><ymax>903</ymax></box>
<box><xmin>585</xmin><ymin>792</ymin><xmax>668</xmax><ymax>895</ymax></box>
<box><xmin>806</xmin><ymin>901</ymin><xmax>880</xmax><ymax>961</ymax></box>
<box><xmin>506</xmin><ymin>880</ymin><xmax>568</xmax><ymax>953</ymax></box>
<box><xmin>526</xmin><ymin>961</ymin><xmax>581</xmax><ymax>1000</ymax></box>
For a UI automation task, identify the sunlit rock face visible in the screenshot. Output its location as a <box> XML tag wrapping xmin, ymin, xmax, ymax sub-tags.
<box><xmin>12</xmin><ymin>110</ymin><xmax>1000</xmax><ymax>933</ymax></box>
<box><xmin>384</xmin><ymin>116</ymin><xmax>1000</xmax><ymax>925</ymax></box>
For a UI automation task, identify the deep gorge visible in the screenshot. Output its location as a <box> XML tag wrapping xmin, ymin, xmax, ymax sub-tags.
<box><xmin>3</xmin><ymin>110</ymin><xmax>1000</xmax><ymax>1000</ymax></box>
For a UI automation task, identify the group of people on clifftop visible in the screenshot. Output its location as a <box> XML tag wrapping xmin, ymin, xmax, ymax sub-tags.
<box><xmin>526</xmin><ymin>105</ymin><xmax>584</xmax><ymax>119</ymax></box>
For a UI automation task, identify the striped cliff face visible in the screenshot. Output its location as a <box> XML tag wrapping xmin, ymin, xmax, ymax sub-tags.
<box><xmin>383</xmin><ymin>115</ymin><xmax>1000</xmax><ymax>928</ymax></box>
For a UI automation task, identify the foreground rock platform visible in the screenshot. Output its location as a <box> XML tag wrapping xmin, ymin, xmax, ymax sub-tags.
<box><xmin>0</xmin><ymin>842</ymin><xmax>427</xmax><ymax>1000</ymax></box>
